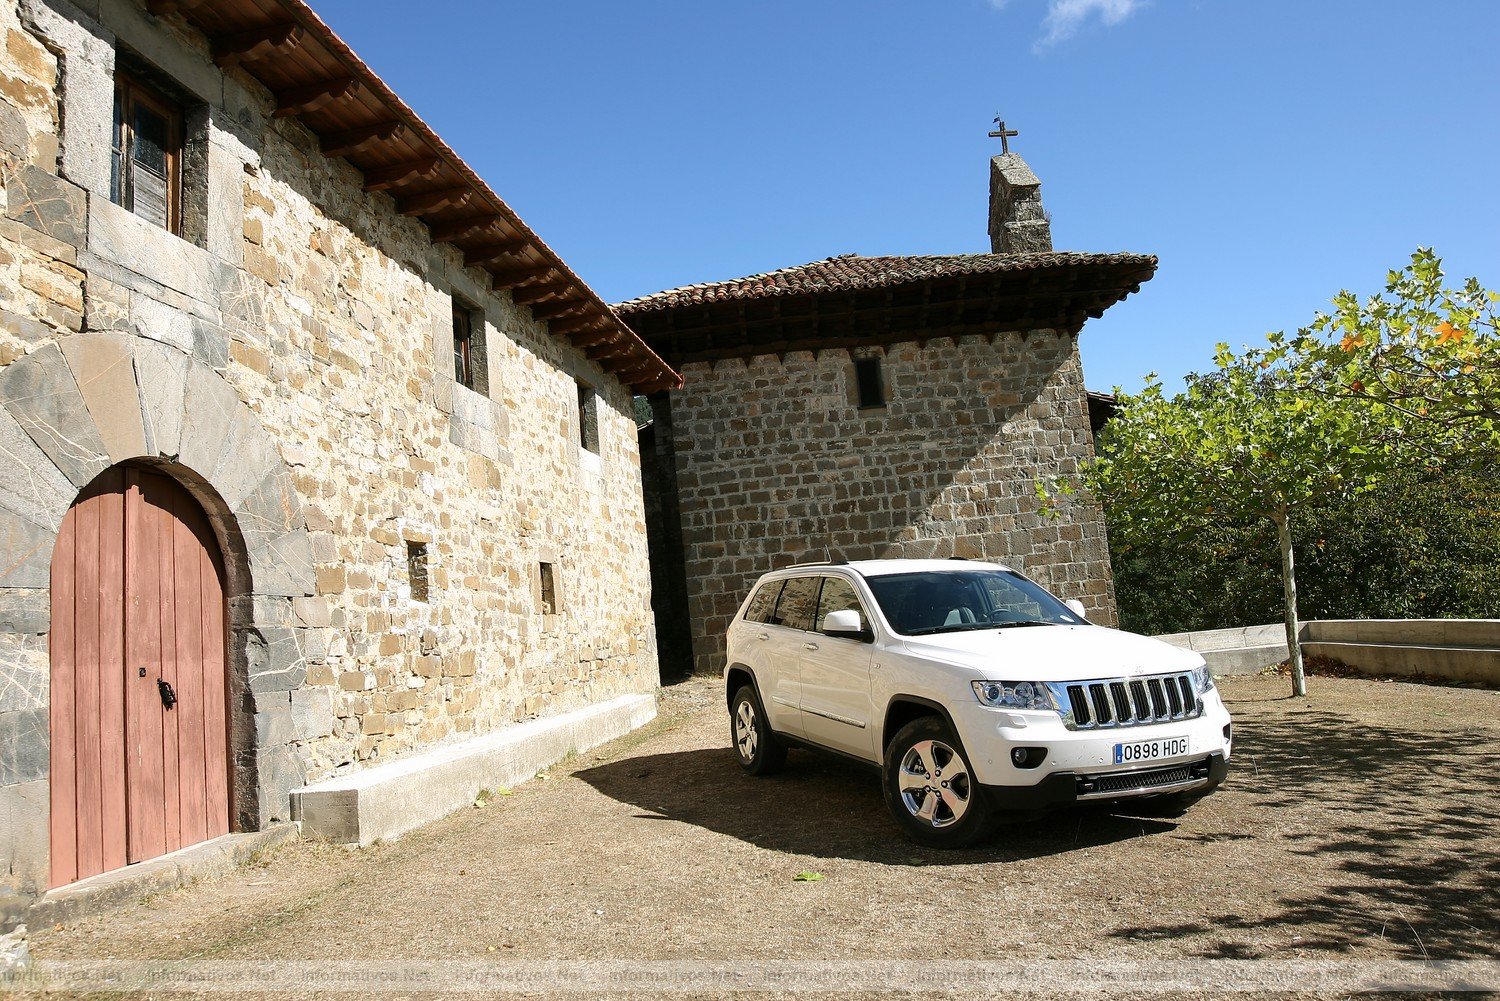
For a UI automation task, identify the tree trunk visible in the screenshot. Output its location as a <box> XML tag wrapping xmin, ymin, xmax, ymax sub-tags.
<box><xmin>1276</xmin><ymin>512</ymin><xmax>1306</xmax><ymax>697</ymax></box>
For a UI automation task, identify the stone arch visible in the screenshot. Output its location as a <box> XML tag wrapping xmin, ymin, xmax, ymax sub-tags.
<box><xmin>0</xmin><ymin>333</ymin><xmax>312</xmax><ymax>895</ymax></box>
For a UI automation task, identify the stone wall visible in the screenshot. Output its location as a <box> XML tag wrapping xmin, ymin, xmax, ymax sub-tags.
<box><xmin>668</xmin><ymin>331</ymin><xmax>1117</xmax><ymax>674</ymax></box>
<box><xmin>0</xmin><ymin>0</ymin><xmax>657</xmax><ymax>914</ymax></box>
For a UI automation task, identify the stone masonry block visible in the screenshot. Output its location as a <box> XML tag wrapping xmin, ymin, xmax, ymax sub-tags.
<box><xmin>59</xmin><ymin>333</ymin><xmax>147</xmax><ymax>463</ymax></box>
<box><xmin>4</xmin><ymin>164</ymin><xmax>87</xmax><ymax>247</ymax></box>
<box><xmin>132</xmin><ymin>338</ymin><xmax>191</xmax><ymax>459</ymax></box>
<box><xmin>0</xmin><ymin>403</ymin><xmax>75</xmax><ymax>530</ymax></box>
<box><xmin>0</xmin><ymin>342</ymin><xmax>110</xmax><ymax>487</ymax></box>
<box><xmin>0</xmin><ymin>633</ymin><xmax>47</xmax><ymax>712</ymax></box>
<box><xmin>0</xmin><ymin>707</ymin><xmax>48</xmax><ymax>785</ymax></box>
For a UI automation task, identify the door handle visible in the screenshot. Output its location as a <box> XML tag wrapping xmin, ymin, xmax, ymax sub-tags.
<box><xmin>757</xmin><ymin>633</ymin><xmax>770</xmax><ymax>641</ymax></box>
<box><xmin>157</xmin><ymin>679</ymin><xmax>178</xmax><ymax>711</ymax></box>
<box><xmin>803</xmin><ymin>642</ymin><xmax>818</xmax><ymax>651</ymax></box>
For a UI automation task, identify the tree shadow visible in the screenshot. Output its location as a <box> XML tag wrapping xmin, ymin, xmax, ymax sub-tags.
<box><xmin>1107</xmin><ymin>711</ymin><xmax>1499</xmax><ymax>959</ymax></box>
<box><xmin>576</xmin><ymin>746</ymin><xmax>1178</xmax><ymax>867</ymax></box>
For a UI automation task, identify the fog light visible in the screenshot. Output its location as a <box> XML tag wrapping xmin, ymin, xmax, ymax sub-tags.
<box><xmin>1223</xmin><ymin>722</ymin><xmax>1232</xmax><ymax>743</ymax></box>
<box><xmin>1010</xmin><ymin>747</ymin><xmax>1047</xmax><ymax>769</ymax></box>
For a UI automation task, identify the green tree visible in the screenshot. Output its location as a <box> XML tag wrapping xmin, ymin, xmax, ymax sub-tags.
<box><xmin>1111</xmin><ymin>460</ymin><xmax>1500</xmax><ymax>636</ymax></box>
<box><xmin>1260</xmin><ymin>249</ymin><xmax>1499</xmax><ymax>451</ymax></box>
<box><xmin>1060</xmin><ymin>358</ymin><xmax>1403</xmax><ymax>696</ymax></box>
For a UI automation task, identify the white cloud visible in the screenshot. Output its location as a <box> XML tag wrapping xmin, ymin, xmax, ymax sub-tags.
<box><xmin>987</xmin><ymin>0</ymin><xmax>1148</xmax><ymax>51</ymax></box>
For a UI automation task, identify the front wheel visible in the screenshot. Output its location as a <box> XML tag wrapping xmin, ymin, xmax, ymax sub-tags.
<box><xmin>882</xmin><ymin>716</ymin><xmax>994</xmax><ymax>848</ymax></box>
<box><xmin>730</xmin><ymin>685</ymin><xmax>786</xmax><ymax>776</ymax></box>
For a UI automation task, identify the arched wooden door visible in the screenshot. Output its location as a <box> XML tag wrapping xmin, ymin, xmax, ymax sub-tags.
<box><xmin>49</xmin><ymin>466</ymin><xmax>230</xmax><ymax>888</ymax></box>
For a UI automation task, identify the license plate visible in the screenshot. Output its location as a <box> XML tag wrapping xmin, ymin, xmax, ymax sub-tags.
<box><xmin>1114</xmin><ymin>735</ymin><xmax>1189</xmax><ymax>764</ymax></box>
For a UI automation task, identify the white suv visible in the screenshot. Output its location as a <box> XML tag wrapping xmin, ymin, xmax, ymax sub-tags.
<box><xmin>723</xmin><ymin>559</ymin><xmax>1232</xmax><ymax>847</ymax></box>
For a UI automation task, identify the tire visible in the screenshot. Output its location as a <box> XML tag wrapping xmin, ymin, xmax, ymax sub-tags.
<box><xmin>882</xmin><ymin>716</ymin><xmax>994</xmax><ymax>848</ymax></box>
<box><xmin>730</xmin><ymin>685</ymin><xmax>787</xmax><ymax>776</ymax></box>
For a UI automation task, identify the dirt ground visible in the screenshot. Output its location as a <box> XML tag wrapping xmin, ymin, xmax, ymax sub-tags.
<box><xmin>17</xmin><ymin>673</ymin><xmax>1500</xmax><ymax>998</ymax></box>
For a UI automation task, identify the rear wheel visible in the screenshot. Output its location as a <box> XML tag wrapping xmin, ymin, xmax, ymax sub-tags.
<box><xmin>882</xmin><ymin>716</ymin><xmax>993</xmax><ymax>848</ymax></box>
<box><xmin>730</xmin><ymin>685</ymin><xmax>786</xmax><ymax>776</ymax></box>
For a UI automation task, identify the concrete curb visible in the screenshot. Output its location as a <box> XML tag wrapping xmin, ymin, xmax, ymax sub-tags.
<box><xmin>26</xmin><ymin>823</ymin><xmax>299</xmax><ymax>929</ymax></box>
<box><xmin>291</xmin><ymin>691</ymin><xmax>658</xmax><ymax>846</ymax></box>
<box><xmin>1157</xmin><ymin>619</ymin><xmax>1500</xmax><ymax>684</ymax></box>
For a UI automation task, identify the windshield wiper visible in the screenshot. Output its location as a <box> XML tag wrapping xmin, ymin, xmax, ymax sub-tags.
<box><xmin>992</xmin><ymin>621</ymin><xmax>1058</xmax><ymax>629</ymax></box>
<box><xmin>903</xmin><ymin>623</ymin><xmax>999</xmax><ymax>636</ymax></box>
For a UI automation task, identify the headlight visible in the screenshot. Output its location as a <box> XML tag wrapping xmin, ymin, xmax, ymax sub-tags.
<box><xmin>1191</xmin><ymin>665</ymin><xmax>1216</xmax><ymax>694</ymax></box>
<box><xmin>972</xmin><ymin>680</ymin><xmax>1057</xmax><ymax>711</ymax></box>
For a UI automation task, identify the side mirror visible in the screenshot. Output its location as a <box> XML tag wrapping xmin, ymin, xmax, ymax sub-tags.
<box><xmin>1064</xmin><ymin>598</ymin><xmax>1088</xmax><ymax>620</ymax></box>
<box><xmin>823</xmin><ymin>608</ymin><xmax>873</xmax><ymax>642</ymax></box>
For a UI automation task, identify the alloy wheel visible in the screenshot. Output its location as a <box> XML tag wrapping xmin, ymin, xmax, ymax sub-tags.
<box><xmin>897</xmin><ymin>738</ymin><xmax>972</xmax><ymax>828</ymax></box>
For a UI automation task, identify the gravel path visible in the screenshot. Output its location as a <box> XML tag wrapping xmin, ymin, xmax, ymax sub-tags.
<box><xmin>19</xmin><ymin>673</ymin><xmax>1499</xmax><ymax>997</ymax></box>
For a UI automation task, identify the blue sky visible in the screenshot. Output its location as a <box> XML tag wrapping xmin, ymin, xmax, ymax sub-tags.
<box><xmin>314</xmin><ymin>0</ymin><xmax>1499</xmax><ymax>394</ymax></box>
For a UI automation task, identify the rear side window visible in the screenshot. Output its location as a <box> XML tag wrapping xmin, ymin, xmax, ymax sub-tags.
<box><xmin>815</xmin><ymin>577</ymin><xmax>865</xmax><ymax>632</ymax></box>
<box><xmin>768</xmin><ymin>576</ymin><xmax>820</xmax><ymax>631</ymax></box>
<box><xmin>742</xmin><ymin>581</ymin><xmax>782</xmax><ymax>623</ymax></box>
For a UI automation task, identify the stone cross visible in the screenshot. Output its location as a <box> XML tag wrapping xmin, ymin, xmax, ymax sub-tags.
<box><xmin>988</xmin><ymin>116</ymin><xmax>1018</xmax><ymax>155</ymax></box>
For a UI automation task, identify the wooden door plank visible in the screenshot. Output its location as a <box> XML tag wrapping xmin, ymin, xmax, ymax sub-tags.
<box><xmin>155</xmin><ymin>478</ymin><xmax>182</xmax><ymax>854</ymax></box>
<box><xmin>72</xmin><ymin>486</ymin><xmax>104</xmax><ymax>879</ymax></box>
<box><xmin>48</xmin><ymin>498</ymin><xmax>78</xmax><ymax>888</ymax></box>
<box><xmin>199</xmin><ymin>507</ymin><xmax>230</xmax><ymax>839</ymax></box>
<box><xmin>97</xmin><ymin>470</ymin><xmax>128</xmax><ymax>874</ymax></box>
<box><xmin>171</xmin><ymin>483</ymin><xmax>207</xmax><ymax>848</ymax></box>
<box><xmin>124</xmin><ymin>470</ymin><xmax>166</xmax><ymax>863</ymax></box>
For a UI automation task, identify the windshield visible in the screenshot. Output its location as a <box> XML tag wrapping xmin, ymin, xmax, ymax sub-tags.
<box><xmin>863</xmin><ymin>570</ymin><xmax>1087</xmax><ymax>636</ymax></box>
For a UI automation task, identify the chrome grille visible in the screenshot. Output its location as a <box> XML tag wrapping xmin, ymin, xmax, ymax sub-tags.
<box><xmin>1053</xmin><ymin>671</ymin><xmax>1203</xmax><ymax>730</ymax></box>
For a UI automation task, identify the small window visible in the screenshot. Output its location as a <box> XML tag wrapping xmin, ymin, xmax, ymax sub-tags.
<box><xmin>406</xmin><ymin>542</ymin><xmax>429</xmax><ymax>603</ymax></box>
<box><xmin>854</xmin><ymin>357</ymin><xmax>885</xmax><ymax>409</ymax></box>
<box><xmin>112</xmin><ymin>72</ymin><xmax>184</xmax><ymax>233</ymax></box>
<box><xmin>743</xmin><ymin>582</ymin><xmax>783</xmax><ymax>624</ymax></box>
<box><xmin>452</xmin><ymin>298</ymin><xmax>486</xmax><ymax>393</ymax></box>
<box><xmin>767</xmin><ymin>576</ymin><xmax>819</xmax><ymax>632</ymax></box>
<box><xmin>815</xmin><ymin>577</ymin><xmax>866</xmax><ymax>633</ymax></box>
<box><xmin>577</xmin><ymin>381</ymin><xmax>600</xmax><ymax>453</ymax></box>
<box><xmin>539</xmin><ymin>562</ymin><xmax>557</xmax><ymax>615</ymax></box>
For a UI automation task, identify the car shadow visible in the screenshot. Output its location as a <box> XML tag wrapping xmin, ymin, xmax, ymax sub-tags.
<box><xmin>574</xmin><ymin>745</ymin><xmax>1179</xmax><ymax>866</ymax></box>
<box><xmin>1105</xmin><ymin>711</ymin><xmax>1500</xmax><ymax>958</ymax></box>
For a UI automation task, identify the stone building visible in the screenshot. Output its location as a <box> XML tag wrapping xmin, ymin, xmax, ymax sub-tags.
<box><xmin>0</xmin><ymin>0</ymin><xmax>679</xmax><ymax>920</ymax></box>
<box><xmin>623</xmin><ymin>154</ymin><xmax>1156</xmax><ymax>678</ymax></box>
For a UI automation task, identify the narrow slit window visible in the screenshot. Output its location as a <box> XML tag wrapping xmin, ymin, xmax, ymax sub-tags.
<box><xmin>452</xmin><ymin>298</ymin><xmax>484</xmax><ymax>393</ymax></box>
<box><xmin>111</xmin><ymin>72</ymin><xmax>184</xmax><ymax>234</ymax></box>
<box><xmin>407</xmin><ymin>542</ymin><xmax>430</xmax><ymax>603</ymax></box>
<box><xmin>577</xmin><ymin>381</ymin><xmax>600</xmax><ymax>453</ymax></box>
<box><xmin>539</xmin><ymin>562</ymin><xmax>557</xmax><ymax>615</ymax></box>
<box><xmin>854</xmin><ymin>357</ymin><xmax>885</xmax><ymax>409</ymax></box>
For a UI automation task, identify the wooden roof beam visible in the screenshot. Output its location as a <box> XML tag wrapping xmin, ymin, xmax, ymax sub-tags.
<box><xmin>586</xmin><ymin>340</ymin><xmax>632</xmax><ymax>362</ymax></box>
<box><xmin>511</xmin><ymin>281</ymin><xmax>571</xmax><ymax>305</ymax></box>
<box><xmin>486</xmin><ymin>264</ymin><xmax>550</xmax><ymax>288</ymax></box>
<box><xmin>397</xmin><ymin>186</ymin><xmax>471</xmax><ymax>217</ymax></box>
<box><xmin>615</xmin><ymin>361</ymin><xmax>663</xmax><ymax>382</ymax></box>
<box><xmin>322</xmin><ymin>121</ymin><xmax>406</xmax><ymax>158</ymax></box>
<box><xmin>430</xmin><ymin>214</ymin><xmax>501</xmax><ymax>245</ymax></box>
<box><xmin>212</xmin><ymin>23</ymin><xmax>304</xmax><ymax>68</ymax></box>
<box><xmin>146</xmin><ymin>0</ymin><xmax>206</xmax><ymax>14</ymax></box>
<box><xmin>550</xmin><ymin>315</ymin><xmax>606</xmax><ymax>337</ymax></box>
<box><xmin>531</xmin><ymin>298</ymin><xmax>587</xmax><ymax>321</ymax></box>
<box><xmin>466</xmin><ymin>242</ymin><xmax>529</xmax><ymax>270</ymax></box>
<box><xmin>274</xmin><ymin>77</ymin><xmax>358</xmax><ymax>118</ymax></box>
<box><xmin>567</xmin><ymin>326</ymin><xmax>615</xmax><ymax>346</ymax></box>
<box><xmin>362</xmin><ymin>157</ymin><xmax>440</xmax><ymax>193</ymax></box>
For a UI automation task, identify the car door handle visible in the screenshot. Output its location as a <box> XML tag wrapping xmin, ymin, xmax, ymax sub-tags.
<box><xmin>757</xmin><ymin>633</ymin><xmax>770</xmax><ymax>642</ymax></box>
<box><xmin>803</xmin><ymin>641</ymin><xmax>818</xmax><ymax>651</ymax></box>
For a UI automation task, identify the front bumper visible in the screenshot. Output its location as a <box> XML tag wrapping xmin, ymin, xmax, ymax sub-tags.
<box><xmin>978</xmin><ymin>752</ymin><xmax>1230</xmax><ymax>812</ymax></box>
<box><xmin>951</xmin><ymin>685</ymin><xmax>1233</xmax><ymax>786</ymax></box>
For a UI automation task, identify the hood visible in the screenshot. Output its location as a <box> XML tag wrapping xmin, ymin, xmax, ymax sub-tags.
<box><xmin>896</xmin><ymin>624</ymin><xmax>1204</xmax><ymax>682</ymax></box>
